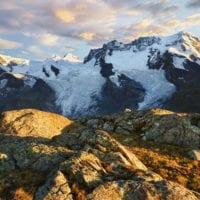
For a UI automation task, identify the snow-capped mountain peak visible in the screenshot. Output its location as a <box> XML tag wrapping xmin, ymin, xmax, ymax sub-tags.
<box><xmin>51</xmin><ymin>54</ymin><xmax>62</xmax><ymax>62</ymax></box>
<box><xmin>63</xmin><ymin>53</ymin><xmax>81</xmax><ymax>63</ymax></box>
<box><xmin>161</xmin><ymin>32</ymin><xmax>200</xmax><ymax>60</ymax></box>
<box><xmin>45</xmin><ymin>53</ymin><xmax>81</xmax><ymax>63</ymax></box>
<box><xmin>0</xmin><ymin>54</ymin><xmax>29</xmax><ymax>66</ymax></box>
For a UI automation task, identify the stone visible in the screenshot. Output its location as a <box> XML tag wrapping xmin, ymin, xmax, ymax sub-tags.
<box><xmin>0</xmin><ymin>136</ymin><xmax>74</xmax><ymax>172</ymax></box>
<box><xmin>86</xmin><ymin>119</ymin><xmax>100</xmax><ymax>129</ymax></box>
<box><xmin>55</xmin><ymin>129</ymin><xmax>147</xmax><ymax>171</ymax></box>
<box><xmin>103</xmin><ymin>121</ymin><xmax>114</xmax><ymax>132</ymax></box>
<box><xmin>144</xmin><ymin>114</ymin><xmax>200</xmax><ymax>148</ymax></box>
<box><xmin>61</xmin><ymin>151</ymin><xmax>105</xmax><ymax>189</ymax></box>
<box><xmin>0</xmin><ymin>152</ymin><xmax>15</xmax><ymax>172</ymax></box>
<box><xmin>0</xmin><ymin>109</ymin><xmax>72</xmax><ymax>139</ymax></box>
<box><xmin>94</xmin><ymin>130</ymin><xmax>147</xmax><ymax>171</ymax></box>
<box><xmin>190</xmin><ymin>113</ymin><xmax>200</xmax><ymax>128</ymax></box>
<box><xmin>188</xmin><ymin>150</ymin><xmax>200</xmax><ymax>160</ymax></box>
<box><xmin>35</xmin><ymin>171</ymin><xmax>73</xmax><ymax>200</ymax></box>
<box><xmin>87</xmin><ymin>180</ymin><xmax>200</xmax><ymax>200</ymax></box>
<box><xmin>115</xmin><ymin>127</ymin><xmax>130</xmax><ymax>134</ymax></box>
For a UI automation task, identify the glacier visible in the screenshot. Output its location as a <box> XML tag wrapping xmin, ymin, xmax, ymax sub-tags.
<box><xmin>0</xmin><ymin>32</ymin><xmax>200</xmax><ymax>116</ymax></box>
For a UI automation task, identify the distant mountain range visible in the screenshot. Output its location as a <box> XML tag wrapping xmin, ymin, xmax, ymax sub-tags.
<box><xmin>0</xmin><ymin>31</ymin><xmax>200</xmax><ymax>117</ymax></box>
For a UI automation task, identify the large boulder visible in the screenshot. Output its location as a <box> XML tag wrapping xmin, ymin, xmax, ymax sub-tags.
<box><xmin>0</xmin><ymin>109</ymin><xmax>72</xmax><ymax>138</ymax></box>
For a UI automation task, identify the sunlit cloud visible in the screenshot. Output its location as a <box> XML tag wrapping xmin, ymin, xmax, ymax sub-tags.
<box><xmin>125</xmin><ymin>9</ymin><xmax>141</xmax><ymax>16</ymax></box>
<box><xmin>165</xmin><ymin>19</ymin><xmax>180</xmax><ymax>28</ymax></box>
<box><xmin>0</xmin><ymin>38</ymin><xmax>23</xmax><ymax>49</ymax></box>
<box><xmin>37</xmin><ymin>33</ymin><xmax>59</xmax><ymax>46</ymax></box>
<box><xmin>184</xmin><ymin>14</ymin><xmax>200</xmax><ymax>26</ymax></box>
<box><xmin>79</xmin><ymin>32</ymin><xmax>96</xmax><ymax>41</ymax></box>
<box><xmin>54</xmin><ymin>9</ymin><xmax>75</xmax><ymax>23</ymax></box>
<box><xmin>136</xmin><ymin>19</ymin><xmax>152</xmax><ymax>29</ymax></box>
<box><xmin>0</xmin><ymin>0</ymin><xmax>199</xmax><ymax>60</ymax></box>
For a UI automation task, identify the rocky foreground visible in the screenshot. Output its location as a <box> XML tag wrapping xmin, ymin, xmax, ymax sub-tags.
<box><xmin>77</xmin><ymin>109</ymin><xmax>200</xmax><ymax>149</ymax></box>
<box><xmin>0</xmin><ymin>109</ymin><xmax>200</xmax><ymax>199</ymax></box>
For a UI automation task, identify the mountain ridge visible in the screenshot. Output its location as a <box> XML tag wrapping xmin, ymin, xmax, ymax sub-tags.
<box><xmin>0</xmin><ymin>31</ymin><xmax>200</xmax><ymax>116</ymax></box>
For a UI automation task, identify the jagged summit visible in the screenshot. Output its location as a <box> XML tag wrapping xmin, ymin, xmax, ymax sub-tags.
<box><xmin>176</xmin><ymin>31</ymin><xmax>199</xmax><ymax>40</ymax></box>
<box><xmin>84</xmin><ymin>32</ymin><xmax>200</xmax><ymax>64</ymax></box>
<box><xmin>51</xmin><ymin>54</ymin><xmax>62</xmax><ymax>62</ymax></box>
<box><xmin>46</xmin><ymin>53</ymin><xmax>81</xmax><ymax>63</ymax></box>
<box><xmin>63</xmin><ymin>53</ymin><xmax>81</xmax><ymax>63</ymax></box>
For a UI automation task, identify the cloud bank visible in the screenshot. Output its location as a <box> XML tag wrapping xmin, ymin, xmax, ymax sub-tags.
<box><xmin>0</xmin><ymin>38</ymin><xmax>23</xmax><ymax>49</ymax></box>
<box><xmin>0</xmin><ymin>0</ymin><xmax>199</xmax><ymax>59</ymax></box>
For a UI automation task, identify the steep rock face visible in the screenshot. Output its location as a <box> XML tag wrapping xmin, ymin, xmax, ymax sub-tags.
<box><xmin>166</xmin><ymin>65</ymin><xmax>200</xmax><ymax>112</ymax></box>
<box><xmin>0</xmin><ymin>109</ymin><xmax>199</xmax><ymax>199</ymax></box>
<box><xmin>0</xmin><ymin>71</ymin><xmax>59</xmax><ymax>113</ymax></box>
<box><xmin>96</xmin><ymin>76</ymin><xmax>145</xmax><ymax>114</ymax></box>
<box><xmin>148</xmin><ymin>51</ymin><xmax>200</xmax><ymax>113</ymax></box>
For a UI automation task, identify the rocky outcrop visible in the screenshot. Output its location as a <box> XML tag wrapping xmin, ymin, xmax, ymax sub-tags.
<box><xmin>77</xmin><ymin>108</ymin><xmax>200</xmax><ymax>148</ymax></box>
<box><xmin>0</xmin><ymin>109</ymin><xmax>199</xmax><ymax>199</ymax></box>
<box><xmin>87</xmin><ymin>180</ymin><xmax>199</xmax><ymax>200</ymax></box>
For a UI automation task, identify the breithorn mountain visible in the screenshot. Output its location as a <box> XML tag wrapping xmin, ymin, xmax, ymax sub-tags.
<box><xmin>0</xmin><ymin>31</ymin><xmax>200</xmax><ymax>117</ymax></box>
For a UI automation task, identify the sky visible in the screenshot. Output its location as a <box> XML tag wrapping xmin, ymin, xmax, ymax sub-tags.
<box><xmin>0</xmin><ymin>0</ymin><xmax>200</xmax><ymax>61</ymax></box>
